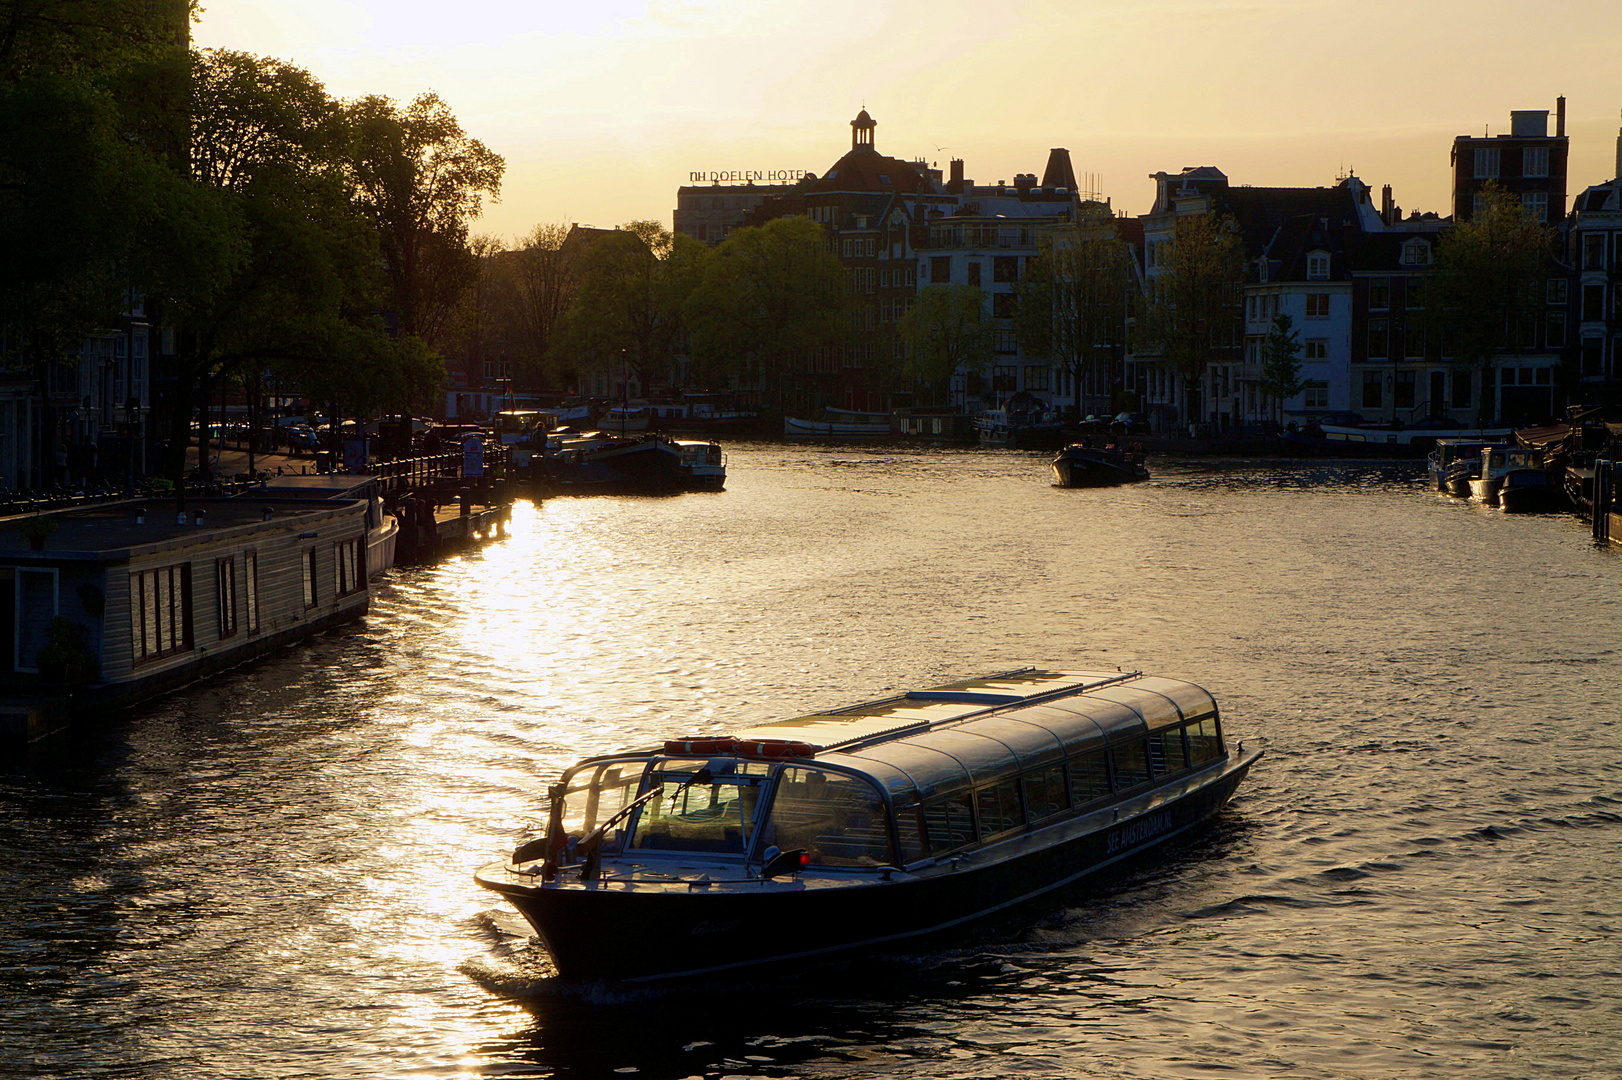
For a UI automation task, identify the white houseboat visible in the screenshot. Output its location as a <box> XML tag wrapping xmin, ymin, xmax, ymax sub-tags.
<box><xmin>1</xmin><ymin>496</ymin><xmax>371</xmax><ymax>723</ymax></box>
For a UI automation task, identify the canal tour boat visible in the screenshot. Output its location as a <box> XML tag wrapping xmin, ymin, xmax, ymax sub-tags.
<box><xmin>476</xmin><ymin>668</ymin><xmax>1262</xmax><ymax>982</ymax></box>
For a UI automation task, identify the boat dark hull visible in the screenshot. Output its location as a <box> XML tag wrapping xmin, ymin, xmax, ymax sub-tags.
<box><xmin>1050</xmin><ymin>451</ymin><xmax>1148</xmax><ymax>488</ymax></box>
<box><xmin>479</xmin><ymin>752</ymin><xmax>1257</xmax><ymax>982</ymax></box>
<box><xmin>1499</xmin><ymin>481</ymin><xmax>1561</xmax><ymax>514</ymax></box>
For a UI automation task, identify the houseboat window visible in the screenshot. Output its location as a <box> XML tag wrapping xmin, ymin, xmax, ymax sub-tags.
<box><xmin>761</xmin><ymin>768</ymin><xmax>891</xmax><ymax>867</ymax></box>
<box><xmin>1112</xmin><ymin>741</ymin><xmax>1151</xmax><ymax>789</ymax></box>
<box><xmin>302</xmin><ymin>548</ymin><xmax>317</xmax><ymax>608</ymax></box>
<box><xmin>244</xmin><ymin>551</ymin><xmax>260</xmax><ymax>634</ymax></box>
<box><xmin>334</xmin><ymin>537</ymin><xmax>363</xmax><ymax>597</ymax></box>
<box><xmin>1024</xmin><ymin>764</ymin><xmax>1068</xmax><ymax>821</ymax></box>
<box><xmin>922</xmin><ymin>793</ymin><xmax>976</xmax><ymax>854</ymax></box>
<box><xmin>216</xmin><ymin>558</ymin><xmax>237</xmax><ymax>638</ymax></box>
<box><xmin>558</xmin><ymin>763</ymin><xmax>642</xmax><ymax>850</ymax></box>
<box><xmin>631</xmin><ymin>774</ymin><xmax>764</xmax><ymax>855</ymax></box>
<box><xmin>131</xmin><ymin>563</ymin><xmax>192</xmax><ymax>664</ymax></box>
<box><xmin>1068</xmin><ymin>749</ymin><xmax>1112</xmax><ymax>804</ymax></box>
<box><xmin>976</xmin><ymin>779</ymin><xmax>1023</xmax><ymax>838</ymax></box>
<box><xmin>1186</xmin><ymin>718</ymin><xmax>1222</xmax><ymax>765</ymax></box>
<box><xmin>892</xmin><ymin>801</ymin><xmax>927</xmax><ymax>864</ymax></box>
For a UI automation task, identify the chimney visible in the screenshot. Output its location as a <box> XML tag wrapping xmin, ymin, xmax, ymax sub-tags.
<box><xmin>1041</xmin><ymin>148</ymin><xmax>1078</xmax><ymax>192</ymax></box>
<box><xmin>949</xmin><ymin>158</ymin><xmax>964</xmax><ymax>194</ymax></box>
<box><xmin>1381</xmin><ymin>184</ymin><xmax>1394</xmax><ymax>225</ymax></box>
<box><xmin>1557</xmin><ymin>95</ymin><xmax>1566</xmax><ymax>137</ymax></box>
<box><xmin>1014</xmin><ymin>173</ymin><xmax>1036</xmax><ymax>195</ymax></box>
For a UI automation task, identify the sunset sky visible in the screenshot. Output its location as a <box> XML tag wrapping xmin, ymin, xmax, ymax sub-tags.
<box><xmin>194</xmin><ymin>0</ymin><xmax>1622</xmax><ymax>245</ymax></box>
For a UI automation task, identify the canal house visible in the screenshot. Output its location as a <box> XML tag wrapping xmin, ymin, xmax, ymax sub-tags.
<box><xmin>0</xmin><ymin>497</ymin><xmax>371</xmax><ymax>725</ymax></box>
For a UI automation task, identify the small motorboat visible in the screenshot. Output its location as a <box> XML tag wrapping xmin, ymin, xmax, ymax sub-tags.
<box><xmin>476</xmin><ymin>668</ymin><xmax>1261</xmax><ymax>983</ymax></box>
<box><xmin>1498</xmin><ymin>467</ymin><xmax>1561</xmax><ymax>513</ymax></box>
<box><xmin>1051</xmin><ymin>444</ymin><xmax>1149</xmax><ymax>488</ymax></box>
<box><xmin>1469</xmin><ymin>446</ymin><xmax>1545</xmax><ymax>508</ymax></box>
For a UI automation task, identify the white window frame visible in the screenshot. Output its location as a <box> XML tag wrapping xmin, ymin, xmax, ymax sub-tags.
<box><xmin>1474</xmin><ymin>146</ymin><xmax>1500</xmax><ymax>179</ymax></box>
<box><xmin>1523</xmin><ymin>146</ymin><xmax>1549</xmax><ymax>178</ymax></box>
<box><xmin>13</xmin><ymin>566</ymin><xmax>59</xmax><ymax>673</ymax></box>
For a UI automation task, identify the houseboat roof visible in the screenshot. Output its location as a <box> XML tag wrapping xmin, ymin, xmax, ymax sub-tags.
<box><xmin>0</xmin><ymin>497</ymin><xmax>363</xmax><ymax>557</ymax></box>
<box><xmin>727</xmin><ymin>668</ymin><xmax>1218</xmax><ymax>803</ymax></box>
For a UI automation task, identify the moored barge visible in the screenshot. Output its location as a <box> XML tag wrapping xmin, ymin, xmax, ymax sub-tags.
<box><xmin>476</xmin><ymin>668</ymin><xmax>1262</xmax><ymax>982</ymax></box>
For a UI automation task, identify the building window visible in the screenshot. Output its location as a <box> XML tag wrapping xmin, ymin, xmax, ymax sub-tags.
<box><xmin>1585</xmin><ymin>234</ymin><xmax>1606</xmax><ymax>271</ymax></box>
<box><xmin>993</xmin><ymin>256</ymin><xmax>1019</xmax><ymax>283</ymax></box>
<box><xmin>1523</xmin><ymin>146</ymin><xmax>1549</xmax><ymax>178</ymax></box>
<box><xmin>992</xmin><ymin>292</ymin><xmax>1016</xmax><ymax>319</ymax></box>
<box><xmin>994</xmin><ymin>329</ymin><xmax>1017</xmax><ymax>354</ymax></box>
<box><xmin>1401</xmin><ymin>239</ymin><xmax>1431</xmax><ymax>266</ymax></box>
<box><xmin>1583</xmin><ymin>283</ymin><xmax>1605</xmax><ymax>321</ymax></box>
<box><xmin>1362</xmin><ymin>370</ymin><xmax>1383</xmax><ymax>409</ymax></box>
<box><xmin>1305</xmin><ymin>338</ymin><xmax>1327</xmax><ymax>360</ymax></box>
<box><xmin>1303</xmin><ymin>381</ymin><xmax>1329</xmax><ymax>408</ymax></box>
<box><xmin>302</xmin><ymin>547</ymin><xmax>318</xmax><ymax>608</ymax></box>
<box><xmin>1369</xmin><ymin>278</ymin><xmax>1390</xmax><ymax>311</ymax></box>
<box><xmin>1453</xmin><ymin>370</ymin><xmax>1471</xmax><ymax>408</ymax></box>
<box><xmin>1548</xmin><ymin>278</ymin><xmax>1567</xmax><ymax>305</ymax></box>
<box><xmin>1306</xmin><ymin>294</ymin><xmax>1330</xmax><ymax>319</ymax></box>
<box><xmin>967</xmin><ymin>262</ymin><xmax>982</xmax><ymax>288</ymax></box>
<box><xmin>841</xmin><ymin>239</ymin><xmax>853</xmax><ymax>258</ymax></box>
<box><xmin>992</xmin><ymin>365</ymin><xmax>1018</xmax><ymax>391</ymax></box>
<box><xmin>1474</xmin><ymin>146</ymin><xmax>1499</xmax><ymax>179</ymax></box>
<box><xmin>1022</xmin><ymin>365</ymin><xmax>1050</xmax><ymax>391</ymax></box>
<box><xmin>1547</xmin><ymin>312</ymin><xmax>1567</xmax><ymax>348</ymax></box>
<box><xmin>1582</xmin><ymin>338</ymin><xmax>1604</xmax><ymax>376</ymax></box>
<box><xmin>1522</xmin><ymin>191</ymin><xmax>1548</xmax><ymax>222</ymax></box>
<box><xmin>131</xmin><ymin>563</ymin><xmax>193</xmax><ymax>664</ymax></box>
<box><xmin>1367</xmin><ymin>318</ymin><xmax>1389</xmax><ymax>359</ymax></box>
<box><xmin>1404</xmin><ymin>320</ymin><xmax>1426</xmax><ymax>358</ymax></box>
<box><xmin>930</xmin><ymin>256</ymin><xmax>950</xmax><ymax>284</ymax></box>
<box><xmin>1394</xmin><ymin>370</ymin><xmax>1416</xmax><ymax>409</ymax></box>
<box><xmin>216</xmin><ymin>558</ymin><xmax>237</xmax><ymax>638</ymax></box>
<box><xmin>245</xmin><ymin>550</ymin><xmax>260</xmax><ymax>634</ymax></box>
<box><xmin>1306</xmin><ymin>253</ymin><xmax>1329</xmax><ymax>279</ymax></box>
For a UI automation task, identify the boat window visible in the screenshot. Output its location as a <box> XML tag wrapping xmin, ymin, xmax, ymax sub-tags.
<box><xmin>1186</xmin><ymin>718</ymin><xmax>1222</xmax><ymax>765</ymax></box>
<box><xmin>922</xmin><ymin>792</ymin><xmax>976</xmax><ymax>854</ymax></box>
<box><xmin>976</xmin><ymin>779</ymin><xmax>1024</xmax><ymax>838</ymax></box>
<box><xmin>1024</xmin><ymin>763</ymin><xmax>1069</xmax><ymax>821</ymax></box>
<box><xmin>1147</xmin><ymin>728</ymin><xmax>1188</xmax><ymax>776</ymax></box>
<box><xmin>894</xmin><ymin>802</ymin><xmax>928</xmax><ymax>864</ymax></box>
<box><xmin>761</xmin><ymin>768</ymin><xmax>892</xmax><ymax>867</ymax></box>
<box><xmin>1068</xmin><ymin>749</ymin><xmax>1113</xmax><ymax>804</ymax></box>
<box><xmin>558</xmin><ymin>763</ymin><xmax>644</xmax><ymax>850</ymax></box>
<box><xmin>629</xmin><ymin>775</ymin><xmax>765</xmax><ymax>854</ymax></box>
<box><xmin>1112</xmin><ymin>740</ymin><xmax>1151</xmax><ymax>789</ymax></box>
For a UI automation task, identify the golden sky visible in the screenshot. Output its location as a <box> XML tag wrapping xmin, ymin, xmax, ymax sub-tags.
<box><xmin>195</xmin><ymin>0</ymin><xmax>1622</xmax><ymax>244</ymax></box>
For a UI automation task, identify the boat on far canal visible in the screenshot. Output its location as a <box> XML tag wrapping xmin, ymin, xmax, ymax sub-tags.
<box><xmin>1469</xmin><ymin>445</ymin><xmax>1547</xmax><ymax>508</ymax></box>
<box><xmin>476</xmin><ymin>667</ymin><xmax>1261</xmax><ymax>983</ymax></box>
<box><xmin>1051</xmin><ymin>444</ymin><xmax>1149</xmax><ymax>488</ymax></box>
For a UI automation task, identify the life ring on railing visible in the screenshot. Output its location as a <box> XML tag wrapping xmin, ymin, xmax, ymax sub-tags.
<box><xmin>664</xmin><ymin>737</ymin><xmax>736</xmax><ymax>756</ymax></box>
<box><xmin>731</xmin><ymin>739</ymin><xmax>818</xmax><ymax>759</ymax></box>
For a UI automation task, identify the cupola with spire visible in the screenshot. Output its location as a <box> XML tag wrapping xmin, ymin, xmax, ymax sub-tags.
<box><xmin>851</xmin><ymin>109</ymin><xmax>876</xmax><ymax>153</ymax></box>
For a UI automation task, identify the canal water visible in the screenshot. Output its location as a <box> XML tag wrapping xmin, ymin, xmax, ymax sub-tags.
<box><xmin>3</xmin><ymin>443</ymin><xmax>1619</xmax><ymax>1079</ymax></box>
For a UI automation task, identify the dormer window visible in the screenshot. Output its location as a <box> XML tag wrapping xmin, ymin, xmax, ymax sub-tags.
<box><xmin>1401</xmin><ymin>239</ymin><xmax>1432</xmax><ymax>266</ymax></box>
<box><xmin>1306</xmin><ymin>252</ymin><xmax>1330</xmax><ymax>280</ymax></box>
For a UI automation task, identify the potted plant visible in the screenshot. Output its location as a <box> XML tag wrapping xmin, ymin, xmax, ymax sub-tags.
<box><xmin>35</xmin><ymin>616</ymin><xmax>94</xmax><ymax>684</ymax></box>
<box><xmin>17</xmin><ymin>515</ymin><xmax>57</xmax><ymax>550</ymax></box>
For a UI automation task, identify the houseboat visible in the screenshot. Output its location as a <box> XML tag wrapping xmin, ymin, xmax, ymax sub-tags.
<box><xmin>784</xmin><ymin>407</ymin><xmax>890</xmax><ymax>438</ymax></box>
<box><xmin>1</xmin><ymin>496</ymin><xmax>371</xmax><ymax>723</ymax></box>
<box><xmin>476</xmin><ymin>667</ymin><xmax>1261</xmax><ymax>983</ymax></box>
<box><xmin>1050</xmin><ymin>444</ymin><xmax>1150</xmax><ymax>488</ymax></box>
<box><xmin>976</xmin><ymin>394</ymin><xmax>1066</xmax><ymax>450</ymax></box>
<box><xmin>541</xmin><ymin>433</ymin><xmax>724</xmax><ymax>493</ymax></box>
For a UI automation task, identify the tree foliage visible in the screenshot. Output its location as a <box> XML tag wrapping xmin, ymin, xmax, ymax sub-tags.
<box><xmin>897</xmin><ymin>284</ymin><xmax>993</xmax><ymax>392</ymax></box>
<box><xmin>1016</xmin><ymin>207</ymin><xmax>1134</xmax><ymax>411</ymax></box>
<box><xmin>1141</xmin><ymin>211</ymin><xmax>1245</xmax><ymax>392</ymax></box>
<box><xmin>1429</xmin><ymin>181</ymin><xmax>1553</xmax><ymax>420</ymax></box>
<box><xmin>1257</xmin><ymin>312</ymin><xmax>1305</xmax><ymax>421</ymax></box>
<box><xmin>684</xmin><ymin>215</ymin><xmax>848</xmax><ymax>403</ymax></box>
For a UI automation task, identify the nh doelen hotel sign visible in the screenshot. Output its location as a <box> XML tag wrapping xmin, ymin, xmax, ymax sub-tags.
<box><xmin>690</xmin><ymin>169</ymin><xmax>807</xmax><ymax>183</ymax></box>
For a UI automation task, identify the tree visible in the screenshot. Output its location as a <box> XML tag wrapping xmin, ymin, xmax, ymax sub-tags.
<box><xmin>1016</xmin><ymin>207</ymin><xmax>1134</xmax><ymax>415</ymax></box>
<box><xmin>506</xmin><ymin>222</ymin><xmax>580</xmax><ymax>388</ymax></box>
<box><xmin>1141</xmin><ymin>210</ymin><xmax>1245</xmax><ymax>424</ymax></box>
<box><xmin>344</xmin><ymin>91</ymin><xmax>505</xmax><ymax>349</ymax></box>
<box><xmin>1257</xmin><ymin>312</ymin><xmax>1306</xmax><ymax>424</ymax></box>
<box><xmin>551</xmin><ymin>221</ymin><xmax>708</xmax><ymax>395</ymax></box>
<box><xmin>1429</xmin><ymin>181</ymin><xmax>1553</xmax><ymax>425</ymax></box>
<box><xmin>684</xmin><ymin>215</ymin><xmax>847</xmax><ymax>408</ymax></box>
<box><xmin>896</xmin><ymin>285</ymin><xmax>994</xmax><ymax>399</ymax></box>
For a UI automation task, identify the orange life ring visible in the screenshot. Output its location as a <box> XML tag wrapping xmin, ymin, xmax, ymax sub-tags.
<box><xmin>663</xmin><ymin>737</ymin><xmax>736</xmax><ymax>756</ymax></box>
<box><xmin>731</xmin><ymin>739</ymin><xmax>818</xmax><ymax>759</ymax></box>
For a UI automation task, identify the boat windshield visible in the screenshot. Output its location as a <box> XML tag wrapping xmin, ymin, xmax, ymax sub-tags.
<box><xmin>557</xmin><ymin>761</ymin><xmax>645</xmax><ymax>850</ymax></box>
<box><xmin>759</xmin><ymin>767</ymin><xmax>893</xmax><ymax>868</ymax></box>
<box><xmin>629</xmin><ymin>767</ymin><xmax>768</xmax><ymax>855</ymax></box>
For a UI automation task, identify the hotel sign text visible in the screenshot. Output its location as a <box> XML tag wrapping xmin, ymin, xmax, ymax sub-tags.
<box><xmin>690</xmin><ymin>169</ymin><xmax>807</xmax><ymax>184</ymax></box>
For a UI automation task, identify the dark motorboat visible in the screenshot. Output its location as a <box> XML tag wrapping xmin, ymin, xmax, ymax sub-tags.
<box><xmin>476</xmin><ymin>668</ymin><xmax>1262</xmax><ymax>983</ymax></box>
<box><xmin>1428</xmin><ymin>438</ymin><xmax>1501</xmax><ymax>492</ymax></box>
<box><xmin>1051</xmin><ymin>444</ymin><xmax>1149</xmax><ymax>488</ymax></box>
<box><xmin>1498</xmin><ymin>467</ymin><xmax>1561</xmax><ymax>513</ymax></box>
